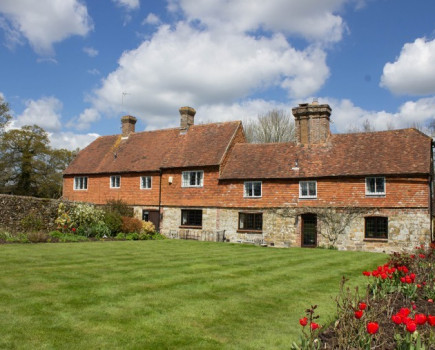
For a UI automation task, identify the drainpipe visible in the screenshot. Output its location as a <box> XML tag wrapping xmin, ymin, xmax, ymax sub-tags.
<box><xmin>158</xmin><ymin>168</ymin><xmax>162</xmax><ymax>232</ymax></box>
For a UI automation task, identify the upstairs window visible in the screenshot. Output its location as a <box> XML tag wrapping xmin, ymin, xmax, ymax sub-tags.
<box><xmin>365</xmin><ymin>217</ymin><xmax>388</xmax><ymax>239</ymax></box>
<box><xmin>182</xmin><ymin>171</ymin><xmax>203</xmax><ymax>187</ymax></box>
<box><xmin>366</xmin><ymin>177</ymin><xmax>385</xmax><ymax>195</ymax></box>
<box><xmin>74</xmin><ymin>176</ymin><xmax>88</xmax><ymax>190</ymax></box>
<box><xmin>238</xmin><ymin>212</ymin><xmax>263</xmax><ymax>231</ymax></box>
<box><xmin>110</xmin><ymin>175</ymin><xmax>121</xmax><ymax>188</ymax></box>
<box><xmin>181</xmin><ymin>209</ymin><xmax>202</xmax><ymax>227</ymax></box>
<box><xmin>244</xmin><ymin>181</ymin><xmax>262</xmax><ymax>198</ymax></box>
<box><xmin>299</xmin><ymin>181</ymin><xmax>317</xmax><ymax>198</ymax></box>
<box><xmin>140</xmin><ymin>176</ymin><xmax>152</xmax><ymax>189</ymax></box>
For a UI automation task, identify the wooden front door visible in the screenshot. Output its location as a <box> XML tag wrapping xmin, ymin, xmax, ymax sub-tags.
<box><xmin>142</xmin><ymin>210</ymin><xmax>160</xmax><ymax>231</ymax></box>
<box><xmin>301</xmin><ymin>214</ymin><xmax>317</xmax><ymax>247</ymax></box>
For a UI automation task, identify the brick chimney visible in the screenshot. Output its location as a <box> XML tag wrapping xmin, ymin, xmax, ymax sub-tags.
<box><xmin>292</xmin><ymin>100</ymin><xmax>331</xmax><ymax>145</ymax></box>
<box><xmin>179</xmin><ymin>106</ymin><xmax>196</xmax><ymax>132</ymax></box>
<box><xmin>121</xmin><ymin>115</ymin><xmax>137</xmax><ymax>137</ymax></box>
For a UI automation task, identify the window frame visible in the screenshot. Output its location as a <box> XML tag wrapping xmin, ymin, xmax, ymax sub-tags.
<box><xmin>181</xmin><ymin>170</ymin><xmax>204</xmax><ymax>188</ymax></box>
<box><xmin>299</xmin><ymin>180</ymin><xmax>317</xmax><ymax>199</ymax></box>
<box><xmin>180</xmin><ymin>209</ymin><xmax>203</xmax><ymax>228</ymax></box>
<box><xmin>140</xmin><ymin>176</ymin><xmax>152</xmax><ymax>190</ymax></box>
<box><xmin>238</xmin><ymin>212</ymin><xmax>263</xmax><ymax>232</ymax></box>
<box><xmin>365</xmin><ymin>216</ymin><xmax>388</xmax><ymax>240</ymax></box>
<box><xmin>73</xmin><ymin>176</ymin><xmax>88</xmax><ymax>190</ymax></box>
<box><xmin>244</xmin><ymin>181</ymin><xmax>262</xmax><ymax>198</ymax></box>
<box><xmin>365</xmin><ymin>177</ymin><xmax>386</xmax><ymax>196</ymax></box>
<box><xmin>110</xmin><ymin>175</ymin><xmax>121</xmax><ymax>189</ymax></box>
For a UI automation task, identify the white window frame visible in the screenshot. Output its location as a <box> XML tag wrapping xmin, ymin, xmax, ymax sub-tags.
<box><xmin>365</xmin><ymin>177</ymin><xmax>386</xmax><ymax>196</ymax></box>
<box><xmin>73</xmin><ymin>176</ymin><xmax>88</xmax><ymax>190</ymax></box>
<box><xmin>110</xmin><ymin>175</ymin><xmax>121</xmax><ymax>188</ymax></box>
<box><xmin>140</xmin><ymin>176</ymin><xmax>152</xmax><ymax>189</ymax></box>
<box><xmin>244</xmin><ymin>181</ymin><xmax>262</xmax><ymax>198</ymax></box>
<box><xmin>182</xmin><ymin>171</ymin><xmax>204</xmax><ymax>188</ymax></box>
<box><xmin>299</xmin><ymin>180</ymin><xmax>317</xmax><ymax>199</ymax></box>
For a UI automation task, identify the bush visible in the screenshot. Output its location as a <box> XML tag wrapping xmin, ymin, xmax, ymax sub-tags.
<box><xmin>115</xmin><ymin>232</ymin><xmax>126</xmax><ymax>240</ymax></box>
<box><xmin>26</xmin><ymin>231</ymin><xmax>49</xmax><ymax>243</ymax></box>
<box><xmin>69</xmin><ymin>203</ymin><xmax>105</xmax><ymax>229</ymax></box>
<box><xmin>105</xmin><ymin>199</ymin><xmax>133</xmax><ymax>217</ymax></box>
<box><xmin>78</xmin><ymin>222</ymin><xmax>111</xmax><ymax>238</ymax></box>
<box><xmin>103</xmin><ymin>211</ymin><xmax>122</xmax><ymax>235</ymax></box>
<box><xmin>141</xmin><ymin>221</ymin><xmax>156</xmax><ymax>235</ymax></box>
<box><xmin>126</xmin><ymin>232</ymin><xmax>140</xmax><ymax>240</ymax></box>
<box><xmin>20</xmin><ymin>212</ymin><xmax>44</xmax><ymax>232</ymax></box>
<box><xmin>121</xmin><ymin>216</ymin><xmax>143</xmax><ymax>233</ymax></box>
<box><xmin>48</xmin><ymin>231</ymin><xmax>88</xmax><ymax>243</ymax></box>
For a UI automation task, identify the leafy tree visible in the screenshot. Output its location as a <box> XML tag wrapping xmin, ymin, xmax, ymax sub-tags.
<box><xmin>244</xmin><ymin>109</ymin><xmax>295</xmax><ymax>143</ymax></box>
<box><xmin>0</xmin><ymin>96</ymin><xmax>12</xmax><ymax>134</ymax></box>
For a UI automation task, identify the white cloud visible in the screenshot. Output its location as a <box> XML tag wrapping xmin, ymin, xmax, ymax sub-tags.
<box><xmin>170</xmin><ymin>0</ymin><xmax>347</xmax><ymax>43</ymax></box>
<box><xmin>83</xmin><ymin>46</ymin><xmax>98</xmax><ymax>57</ymax></box>
<box><xmin>87</xmin><ymin>68</ymin><xmax>100</xmax><ymax>75</ymax></box>
<box><xmin>49</xmin><ymin>131</ymin><xmax>99</xmax><ymax>150</ymax></box>
<box><xmin>90</xmin><ymin>22</ymin><xmax>329</xmax><ymax>129</ymax></box>
<box><xmin>142</xmin><ymin>13</ymin><xmax>160</xmax><ymax>25</ymax></box>
<box><xmin>112</xmin><ymin>0</ymin><xmax>140</xmax><ymax>10</ymax></box>
<box><xmin>16</xmin><ymin>97</ymin><xmax>63</xmax><ymax>132</ymax></box>
<box><xmin>322</xmin><ymin>97</ymin><xmax>435</xmax><ymax>132</ymax></box>
<box><xmin>381</xmin><ymin>37</ymin><xmax>435</xmax><ymax>95</ymax></box>
<box><xmin>69</xmin><ymin>108</ymin><xmax>101</xmax><ymax>130</ymax></box>
<box><xmin>0</xmin><ymin>0</ymin><xmax>93</xmax><ymax>56</ymax></box>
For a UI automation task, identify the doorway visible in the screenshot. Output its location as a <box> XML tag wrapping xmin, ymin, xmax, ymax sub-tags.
<box><xmin>301</xmin><ymin>214</ymin><xmax>317</xmax><ymax>247</ymax></box>
<box><xmin>142</xmin><ymin>210</ymin><xmax>160</xmax><ymax>231</ymax></box>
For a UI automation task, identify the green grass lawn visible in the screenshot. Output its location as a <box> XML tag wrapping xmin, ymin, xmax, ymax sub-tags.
<box><xmin>0</xmin><ymin>240</ymin><xmax>386</xmax><ymax>349</ymax></box>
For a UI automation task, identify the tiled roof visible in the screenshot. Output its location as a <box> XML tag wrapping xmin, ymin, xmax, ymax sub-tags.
<box><xmin>64</xmin><ymin>121</ymin><xmax>241</xmax><ymax>175</ymax></box>
<box><xmin>220</xmin><ymin>128</ymin><xmax>432</xmax><ymax>179</ymax></box>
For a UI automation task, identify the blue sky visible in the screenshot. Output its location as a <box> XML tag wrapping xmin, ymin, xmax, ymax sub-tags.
<box><xmin>1</xmin><ymin>0</ymin><xmax>435</xmax><ymax>150</ymax></box>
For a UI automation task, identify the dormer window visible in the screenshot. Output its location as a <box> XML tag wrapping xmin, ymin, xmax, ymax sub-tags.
<box><xmin>110</xmin><ymin>175</ymin><xmax>121</xmax><ymax>188</ymax></box>
<box><xmin>366</xmin><ymin>177</ymin><xmax>385</xmax><ymax>196</ymax></box>
<box><xmin>182</xmin><ymin>171</ymin><xmax>203</xmax><ymax>187</ymax></box>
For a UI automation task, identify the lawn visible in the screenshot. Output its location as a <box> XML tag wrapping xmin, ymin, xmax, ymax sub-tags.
<box><xmin>0</xmin><ymin>240</ymin><xmax>386</xmax><ymax>349</ymax></box>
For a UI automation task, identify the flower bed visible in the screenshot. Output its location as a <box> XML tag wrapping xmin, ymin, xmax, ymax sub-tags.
<box><xmin>294</xmin><ymin>243</ymin><xmax>435</xmax><ymax>349</ymax></box>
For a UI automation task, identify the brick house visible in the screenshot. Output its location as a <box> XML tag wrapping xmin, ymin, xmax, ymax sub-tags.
<box><xmin>63</xmin><ymin>102</ymin><xmax>434</xmax><ymax>252</ymax></box>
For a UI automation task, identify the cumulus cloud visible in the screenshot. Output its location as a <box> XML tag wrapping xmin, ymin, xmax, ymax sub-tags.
<box><xmin>322</xmin><ymin>97</ymin><xmax>435</xmax><ymax>133</ymax></box>
<box><xmin>0</xmin><ymin>0</ymin><xmax>93</xmax><ymax>56</ymax></box>
<box><xmin>381</xmin><ymin>37</ymin><xmax>435</xmax><ymax>95</ymax></box>
<box><xmin>169</xmin><ymin>0</ymin><xmax>347</xmax><ymax>43</ymax></box>
<box><xmin>142</xmin><ymin>13</ymin><xmax>160</xmax><ymax>25</ymax></box>
<box><xmin>69</xmin><ymin>108</ymin><xmax>101</xmax><ymax>130</ymax></box>
<box><xmin>90</xmin><ymin>22</ymin><xmax>329</xmax><ymax>129</ymax></box>
<box><xmin>16</xmin><ymin>97</ymin><xmax>63</xmax><ymax>132</ymax></box>
<box><xmin>112</xmin><ymin>0</ymin><xmax>140</xmax><ymax>10</ymax></box>
<box><xmin>83</xmin><ymin>46</ymin><xmax>98</xmax><ymax>57</ymax></box>
<box><xmin>49</xmin><ymin>131</ymin><xmax>99</xmax><ymax>150</ymax></box>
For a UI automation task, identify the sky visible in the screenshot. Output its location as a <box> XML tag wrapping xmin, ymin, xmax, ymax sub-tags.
<box><xmin>1</xmin><ymin>0</ymin><xmax>435</xmax><ymax>150</ymax></box>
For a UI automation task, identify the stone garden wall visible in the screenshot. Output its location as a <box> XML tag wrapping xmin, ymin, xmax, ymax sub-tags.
<box><xmin>0</xmin><ymin>194</ymin><xmax>75</xmax><ymax>232</ymax></box>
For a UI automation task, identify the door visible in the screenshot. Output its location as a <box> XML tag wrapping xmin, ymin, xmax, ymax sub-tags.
<box><xmin>301</xmin><ymin>214</ymin><xmax>317</xmax><ymax>247</ymax></box>
<box><xmin>142</xmin><ymin>210</ymin><xmax>160</xmax><ymax>231</ymax></box>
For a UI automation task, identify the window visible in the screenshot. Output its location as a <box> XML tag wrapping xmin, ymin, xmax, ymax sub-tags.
<box><xmin>74</xmin><ymin>176</ymin><xmax>88</xmax><ymax>190</ymax></box>
<box><xmin>110</xmin><ymin>175</ymin><xmax>121</xmax><ymax>188</ymax></box>
<box><xmin>181</xmin><ymin>209</ymin><xmax>202</xmax><ymax>227</ymax></box>
<box><xmin>238</xmin><ymin>212</ymin><xmax>263</xmax><ymax>231</ymax></box>
<box><xmin>244</xmin><ymin>181</ymin><xmax>262</xmax><ymax>198</ymax></box>
<box><xmin>182</xmin><ymin>171</ymin><xmax>203</xmax><ymax>187</ymax></box>
<box><xmin>140</xmin><ymin>176</ymin><xmax>152</xmax><ymax>189</ymax></box>
<box><xmin>299</xmin><ymin>181</ymin><xmax>317</xmax><ymax>198</ymax></box>
<box><xmin>365</xmin><ymin>217</ymin><xmax>388</xmax><ymax>239</ymax></box>
<box><xmin>366</xmin><ymin>177</ymin><xmax>385</xmax><ymax>195</ymax></box>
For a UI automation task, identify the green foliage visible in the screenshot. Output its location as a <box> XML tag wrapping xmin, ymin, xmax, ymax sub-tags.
<box><xmin>54</xmin><ymin>202</ymin><xmax>73</xmax><ymax>231</ymax></box>
<box><xmin>20</xmin><ymin>212</ymin><xmax>44</xmax><ymax>231</ymax></box>
<box><xmin>125</xmin><ymin>232</ymin><xmax>140</xmax><ymax>240</ymax></box>
<box><xmin>105</xmin><ymin>199</ymin><xmax>133</xmax><ymax>217</ymax></box>
<box><xmin>0</xmin><ymin>96</ymin><xmax>12</xmax><ymax>134</ymax></box>
<box><xmin>120</xmin><ymin>216</ymin><xmax>143</xmax><ymax>233</ymax></box>
<box><xmin>26</xmin><ymin>231</ymin><xmax>49</xmax><ymax>243</ymax></box>
<box><xmin>48</xmin><ymin>231</ymin><xmax>88</xmax><ymax>242</ymax></box>
<box><xmin>115</xmin><ymin>232</ymin><xmax>126</xmax><ymax>240</ymax></box>
<box><xmin>69</xmin><ymin>203</ymin><xmax>105</xmax><ymax>229</ymax></box>
<box><xmin>103</xmin><ymin>211</ymin><xmax>122</xmax><ymax>235</ymax></box>
<box><xmin>141</xmin><ymin>221</ymin><xmax>156</xmax><ymax>234</ymax></box>
<box><xmin>80</xmin><ymin>222</ymin><xmax>111</xmax><ymax>238</ymax></box>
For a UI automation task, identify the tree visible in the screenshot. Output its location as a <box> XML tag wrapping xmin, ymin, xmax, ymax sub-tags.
<box><xmin>244</xmin><ymin>109</ymin><xmax>295</xmax><ymax>143</ymax></box>
<box><xmin>0</xmin><ymin>96</ymin><xmax>12</xmax><ymax>134</ymax></box>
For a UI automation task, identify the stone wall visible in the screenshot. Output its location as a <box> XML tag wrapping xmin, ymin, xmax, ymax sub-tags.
<box><xmin>159</xmin><ymin>205</ymin><xmax>431</xmax><ymax>253</ymax></box>
<box><xmin>0</xmin><ymin>194</ymin><xmax>75</xmax><ymax>232</ymax></box>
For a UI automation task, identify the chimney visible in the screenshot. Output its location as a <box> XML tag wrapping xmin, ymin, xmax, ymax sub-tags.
<box><xmin>292</xmin><ymin>100</ymin><xmax>331</xmax><ymax>145</ymax></box>
<box><xmin>121</xmin><ymin>115</ymin><xmax>137</xmax><ymax>137</ymax></box>
<box><xmin>179</xmin><ymin>106</ymin><xmax>196</xmax><ymax>132</ymax></box>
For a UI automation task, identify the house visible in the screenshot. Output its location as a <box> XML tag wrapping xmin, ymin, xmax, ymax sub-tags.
<box><xmin>63</xmin><ymin>102</ymin><xmax>434</xmax><ymax>252</ymax></box>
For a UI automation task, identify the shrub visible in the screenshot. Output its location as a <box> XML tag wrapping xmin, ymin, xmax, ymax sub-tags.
<box><xmin>54</xmin><ymin>203</ymin><xmax>73</xmax><ymax>231</ymax></box>
<box><xmin>115</xmin><ymin>232</ymin><xmax>126</xmax><ymax>240</ymax></box>
<box><xmin>103</xmin><ymin>211</ymin><xmax>122</xmax><ymax>235</ymax></box>
<box><xmin>105</xmin><ymin>199</ymin><xmax>133</xmax><ymax>217</ymax></box>
<box><xmin>20</xmin><ymin>212</ymin><xmax>44</xmax><ymax>232</ymax></box>
<box><xmin>141</xmin><ymin>221</ymin><xmax>156</xmax><ymax>235</ymax></box>
<box><xmin>26</xmin><ymin>231</ymin><xmax>49</xmax><ymax>243</ymax></box>
<box><xmin>121</xmin><ymin>216</ymin><xmax>143</xmax><ymax>233</ymax></box>
<box><xmin>125</xmin><ymin>232</ymin><xmax>139</xmax><ymax>240</ymax></box>
<box><xmin>69</xmin><ymin>203</ymin><xmax>105</xmax><ymax>229</ymax></box>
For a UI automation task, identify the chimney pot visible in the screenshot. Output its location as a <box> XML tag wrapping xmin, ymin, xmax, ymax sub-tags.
<box><xmin>121</xmin><ymin>115</ymin><xmax>137</xmax><ymax>137</ymax></box>
<box><xmin>179</xmin><ymin>106</ymin><xmax>196</xmax><ymax>132</ymax></box>
<box><xmin>292</xmin><ymin>101</ymin><xmax>331</xmax><ymax>145</ymax></box>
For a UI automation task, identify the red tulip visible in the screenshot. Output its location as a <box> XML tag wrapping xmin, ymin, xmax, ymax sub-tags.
<box><xmin>363</xmin><ymin>271</ymin><xmax>371</xmax><ymax>276</ymax></box>
<box><xmin>406</xmin><ymin>321</ymin><xmax>417</xmax><ymax>333</ymax></box>
<box><xmin>400</xmin><ymin>277</ymin><xmax>406</xmax><ymax>283</ymax></box>
<box><xmin>299</xmin><ymin>317</ymin><xmax>308</xmax><ymax>327</ymax></box>
<box><xmin>415</xmin><ymin>314</ymin><xmax>426</xmax><ymax>325</ymax></box>
<box><xmin>428</xmin><ymin>315</ymin><xmax>435</xmax><ymax>326</ymax></box>
<box><xmin>367</xmin><ymin>322</ymin><xmax>379</xmax><ymax>334</ymax></box>
<box><xmin>419</xmin><ymin>254</ymin><xmax>425</xmax><ymax>259</ymax></box>
<box><xmin>399</xmin><ymin>308</ymin><xmax>411</xmax><ymax>317</ymax></box>
<box><xmin>310</xmin><ymin>322</ymin><xmax>319</xmax><ymax>330</ymax></box>
<box><xmin>354</xmin><ymin>310</ymin><xmax>363</xmax><ymax>319</ymax></box>
<box><xmin>391</xmin><ymin>314</ymin><xmax>402</xmax><ymax>325</ymax></box>
<box><xmin>412</xmin><ymin>304</ymin><xmax>417</xmax><ymax>310</ymax></box>
<box><xmin>359</xmin><ymin>302</ymin><xmax>367</xmax><ymax>311</ymax></box>
<box><xmin>428</xmin><ymin>299</ymin><xmax>433</xmax><ymax>303</ymax></box>
<box><xmin>72</xmin><ymin>228</ymin><xmax>76</xmax><ymax>232</ymax></box>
